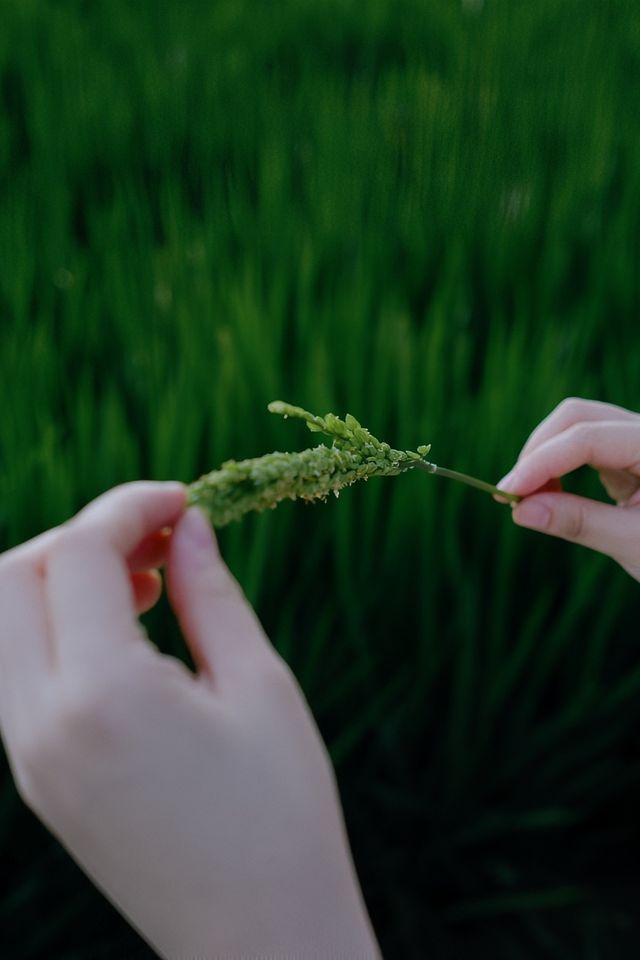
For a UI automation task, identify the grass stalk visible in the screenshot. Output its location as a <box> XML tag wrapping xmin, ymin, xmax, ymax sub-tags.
<box><xmin>412</xmin><ymin>460</ymin><xmax>522</xmax><ymax>504</ymax></box>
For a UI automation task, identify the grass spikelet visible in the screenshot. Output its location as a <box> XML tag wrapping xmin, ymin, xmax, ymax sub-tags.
<box><xmin>186</xmin><ymin>401</ymin><xmax>519</xmax><ymax>527</ymax></box>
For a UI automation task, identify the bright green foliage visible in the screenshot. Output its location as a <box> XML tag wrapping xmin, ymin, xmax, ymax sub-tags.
<box><xmin>2</xmin><ymin>1</ymin><xmax>640</xmax><ymax>958</ymax></box>
<box><xmin>187</xmin><ymin>401</ymin><xmax>431</xmax><ymax>526</ymax></box>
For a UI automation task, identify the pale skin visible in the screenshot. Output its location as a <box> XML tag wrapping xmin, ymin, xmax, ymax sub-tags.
<box><xmin>1</xmin><ymin>397</ymin><xmax>638</xmax><ymax>959</ymax></box>
<box><xmin>497</xmin><ymin>397</ymin><xmax>640</xmax><ymax>583</ymax></box>
<box><xmin>0</xmin><ymin>482</ymin><xmax>381</xmax><ymax>959</ymax></box>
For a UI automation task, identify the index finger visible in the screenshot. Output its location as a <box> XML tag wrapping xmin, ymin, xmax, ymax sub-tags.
<box><xmin>44</xmin><ymin>482</ymin><xmax>187</xmax><ymax>676</ymax></box>
<box><xmin>72</xmin><ymin>481</ymin><xmax>187</xmax><ymax>555</ymax></box>
<box><xmin>501</xmin><ymin>421</ymin><xmax>640</xmax><ymax>497</ymax></box>
<box><xmin>517</xmin><ymin>398</ymin><xmax>640</xmax><ymax>462</ymax></box>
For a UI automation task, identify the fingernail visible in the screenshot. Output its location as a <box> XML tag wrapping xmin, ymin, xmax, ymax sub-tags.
<box><xmin>498</xmin><ymin>471</ymin><xmax>515</xmax><ymax>491</ymax></box>
<box><xmin>164</xmin><ymin>481</ymin><xmax>187</xmax><ymax>496</ymax></box>
<box><xmin>513</xmin><ymin>499</ymin><xmax>551</xmax><ymax>530</ymax></box>
<box><xmin>182</xmin><ymin>507</ymin><xmax>215</xmax><ymax>552</ymax></box>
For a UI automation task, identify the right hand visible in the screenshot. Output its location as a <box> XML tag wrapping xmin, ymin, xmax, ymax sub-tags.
<box><xmin>0</xmin><ymin>483</ymin><xmax>380</xmax><ymax>959</ymax></box>
<box><xmin>497</xmin><ymin>398</ymin><xmax>640</xmax><ymax>582</ymax></box>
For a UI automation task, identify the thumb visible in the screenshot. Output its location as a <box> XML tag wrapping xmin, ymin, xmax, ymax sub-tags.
<box><xmin>166</xmin><ymin>507</ymin><xmax>273</xmax><ymax>691</ymax></box>
<box><xmin>511</xmin><ymin>491</ymin><xmax>640</xmax><ymax>568</ymax></box>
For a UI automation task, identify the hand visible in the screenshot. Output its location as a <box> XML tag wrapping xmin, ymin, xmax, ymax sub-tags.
<box><xmin>497</xmin><ymin>397</ymin><xmax>640</xmax><ymax>582</ymax></box>
<box><xmin>0</xmin><ymin>482</ymin><xmax>380</xmax><ymax>959</ymax></box>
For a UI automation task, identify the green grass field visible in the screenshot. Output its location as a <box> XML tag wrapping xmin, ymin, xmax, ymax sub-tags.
<box><xmin>2</xmin><ymin>0</ymin><xmax>640</xmax><ymax>956</ymax></box>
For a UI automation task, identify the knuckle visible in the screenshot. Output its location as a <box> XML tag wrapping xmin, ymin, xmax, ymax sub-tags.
<box><xmin>257</xmin><ymin>654</ymin><xmax>300</xmax><ymax>701</ymax></box>
<box><xmin>38</xmin><ymin>682</ymin><xmax>116</xmax><ymax>753</ymax></box>
<box><xmin>11</xmin><ymin>686</ymin><xmax>112</xmax><ymax>812</ymax></box>
<box><xmin>565</xmin><ymin>421</ymin><xmax>595</xmax><ymax>453</ymax></box>
<box><xmin>558</xmin><ymin>396</ymin><xmax>586</xmax><ymax>415</ymax></box>
<box><xmin>0</xmin><ymin>525</ymin><xmax>65</xmax><ymax>578</ymax></box>
<box><xmin>48</xmin><ymin>519</ymin><xmax>94</xmax><ymax>556</ymax></box>
<box><xmin>568</xmin><ymin>419</ymin><xmax>591</xmax><ymax>437</ymax></box>
<box><xmin>0</xmin><ymin>546</ymin><xmax>30</xmax><ymax>580</ymax></box>
<box><xmin>56</xmin><ymin>685</ymin><xmax>108</xmax><ymax>728</ymax></box>
<box><xmin>11</xmin><ymin>727</ymin><xmax>57</xmax><ymax>808</ymax></box>
<box><xmin>0</xmin><ymin>550</ymin><xmax>16</xmax><ymax>580</ymax></box>
<box><xmin>9</xmin><ymin>714</ymin><xmax>59</xmax><ymax>809</ymax></box>
<box><xmin>558</xmin><ymin>504</ymin><xmax>586</xmax><ymax>541</ymax></box>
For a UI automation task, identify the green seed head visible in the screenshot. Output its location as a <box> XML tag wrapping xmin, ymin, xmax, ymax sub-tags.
<box><xmin>188</xmin><ymin>401</ymin><xmax>432</xmax><ymax>526</ymax></box>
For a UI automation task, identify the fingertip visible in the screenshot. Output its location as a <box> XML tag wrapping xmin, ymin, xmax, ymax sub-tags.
<box><xmin>497</xmin><ymin>471</ymin><xmax>515</xmax><ymax>491</ymax></box>
<box><xmin>163</xmin><ymin>481</ymin><xmax>189</xmax><ymax>501</ymax></box>
<box><xmin>165</xmin><ymin>508</ymin><xmax>220</xmax><ymax>608</ymax></box>
<box><xmin>165</xmin><ymin>507</ymin><xmax>272</xmax><ymax>689</ymax></box>
<box><xmin>159</xmin><ymin>481</ymin><xmax>189</xmax><ymax>517</ymax></box>
<box><xmin>72</xmin><ymin>481</ymin><xmax>190</xmax><ymax>559</ymax></box>
<box><xmin>131</xmin><ymin>569</ymin><xmax>163</xmax><ymax>614</ymax></box>
<box><xmin>173</xmin><ymin>507</ymin><xmax>218</xmax><ymax>557</ymax></box>
<box><xmin>512</xmin><ymin>498</ymin><xmax>553</xmax><ymax>531</ymax></box>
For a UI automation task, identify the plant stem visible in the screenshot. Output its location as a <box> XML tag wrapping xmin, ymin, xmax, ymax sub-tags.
<box><xmin>411</xmin><ymin>460</ymin><xmax>522</xmax><ymax>504</ymax></box>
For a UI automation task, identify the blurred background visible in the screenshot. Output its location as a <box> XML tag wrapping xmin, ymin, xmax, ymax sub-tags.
<box><xmin>1</xmin><ymin>0</ymin><xmax>640</xmax><ymax>956</ymax></box>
